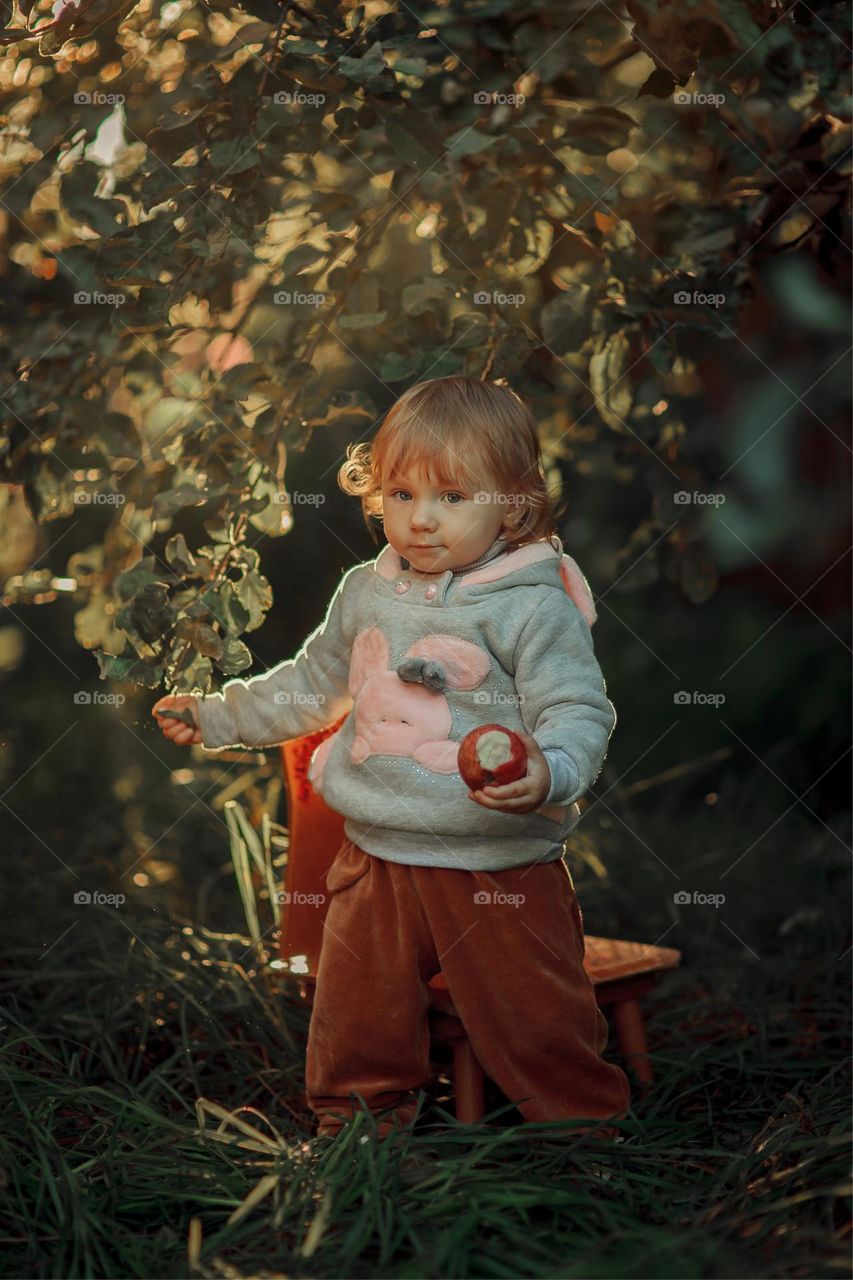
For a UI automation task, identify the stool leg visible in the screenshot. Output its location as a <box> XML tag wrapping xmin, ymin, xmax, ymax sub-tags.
<box><xmin>612</xmin><ymin>998</ymin><xmax>654</xmax><ymax>1086</ymax></box>
<box><xmin>453</xmin><ymin>1038</ymin><xmax>485</xmax><ymax>1124</ymax></box>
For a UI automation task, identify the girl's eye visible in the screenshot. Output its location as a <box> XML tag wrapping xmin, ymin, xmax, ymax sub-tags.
<box><xmin>388</xmin><ymin>490</ymin><xmax>465</xmax><ymax>503</ymax></box>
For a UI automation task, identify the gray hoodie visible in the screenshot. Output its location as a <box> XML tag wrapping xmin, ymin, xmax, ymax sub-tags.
<box><xmin>196</xmin><ymin>535</ymin><xmax>616</xmax><ymax>872</ymax></box>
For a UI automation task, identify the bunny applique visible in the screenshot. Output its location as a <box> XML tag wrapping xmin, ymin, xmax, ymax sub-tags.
<box><xmin>308</xmin><ymin>628</ymin><xmax>491</xmax><ymax>790</ymax></box>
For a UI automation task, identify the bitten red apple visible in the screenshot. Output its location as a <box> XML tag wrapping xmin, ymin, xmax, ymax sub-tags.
<box><xmin>457</xmin><ymin>724</ymin><xmax>528</xmax><ymax>790</ymax></box>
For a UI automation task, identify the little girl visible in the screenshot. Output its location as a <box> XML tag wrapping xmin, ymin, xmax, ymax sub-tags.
<box><xmin>154</xmin><ymin>375</ymin><xmax>631</xmax><ymax>1140</ymax></box>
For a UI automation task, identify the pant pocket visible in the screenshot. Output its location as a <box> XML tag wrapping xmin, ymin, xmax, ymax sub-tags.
<box><xmin>325</xmin><ymin>841</ymin><xmax>371</xmax><ymax>895</ymax></box>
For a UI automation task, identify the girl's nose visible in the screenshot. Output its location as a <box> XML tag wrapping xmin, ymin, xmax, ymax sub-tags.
<box><xmin>410</xmin><ymin>503</ymin><xmax>437</xmax><ymax>530</ymax></box>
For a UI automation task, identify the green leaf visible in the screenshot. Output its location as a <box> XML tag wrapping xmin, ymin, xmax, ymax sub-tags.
<box><xmin>61</xmin><ymin>161</ymin><xmax>124</xmax><ymax>237</ymax></box>
<box><xmin>95</xmin><ymin>650</ymin><xmax>163</xmax><ymax>687</ymax></box>
<box><xmin>93</xmin><ymin>413</ymin><xmax>139</xmax><ymax>459</ymax></box>
<box><xmin>217</xmin><ymin>635</ymin><xmax>253</xmax><ymax>675</ymax></box>
<box><xmin>115</xmin><ymin>557</ymin><xmax>159</xmax><ymax>604</ymax></box>
<box><xmin>401</xmin><ymin>278</ymin><xmax>456</xmax><ymax>317</ymax></box>
<box><xmin>446</xmin><ymin>127</ymin><xmax>498</xmax><ymax>159</ymax></box>
<box><xmin>589</xmin><ymin>330</ymin><xmax>634</xmax><ymax>431</ymax></box>
<box><xmin>212</xmin><ymin>581</ymin><xmax>251</xmax><ymax>633</ymax></box>
<box><xmin>234</xmin><ymin>567</ymin><xmax>273</xmax><ymax>632</ymax></box>
<box><xmin>172</xmin><ymin>651</ymin><xmax>213</xmax><ymax>694</ymax></box>
<box><xmin>283</xmin><ymin>244</ymin><xmax>326</xmax><ymax>275</ymax></box>
<box><xmin>23</xmin><ymin>456</ymin><xmax>76</xmax><ymax>522</ymax></box>
<box><xmin>377</xmin><ymin>350</ymin><xmax>421</xmax><ymax>381</ymax></box>
<box><xmin>540</xmin><ymin>286</ymin><xmax>592</xmax><ymax>354</ymax></box>
<box><xmin>165</xmin><ymin>533</ymin><xmax>198</xmax><ymax>576</ymax></box>
<box><xmin>561</xmin><ymin>106</ymin><xmax>637</xmax><ymax>155</ymax></box>
<box><xmin>384</xmin><ymin>112</ymin><xmax>444</xmax><ymax>169</ymax></box>
<box><xmin>209</xmin><ymin>138</ymin><xmax>260</xmax><ymax>176</ymax></box>
<box><xmin>338</xmin><ymin>311</ymin><xmax>388</xmax><ymax>329</ymax></box>
<box><xmin>129</xmin><ymin>582</ymin><xmax>175</xmax><ymax>644</ymax></box>
<box><xmin>337</xmin><ymin>41</ymin><xmax>393</xmax><ymax>88</ymax></box>
<box><xmin>152</xmin><ymin>484</ymin><xmax>211</xmax><ymax>519</ymax></box>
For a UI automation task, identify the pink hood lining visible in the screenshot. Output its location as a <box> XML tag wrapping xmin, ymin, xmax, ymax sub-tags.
<box><xmin>374</xmin><ymin>537</ymin><xmax>598</xmax><ymax>627</ymax></box>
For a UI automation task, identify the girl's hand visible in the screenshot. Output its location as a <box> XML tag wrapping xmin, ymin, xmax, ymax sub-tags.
<box><xmin>152</xmin><ymin>694</ymin><xmax>202</xmax><ymax>746</ymax></box>
<box><xmin>466</xmin><ymin>730</ymin><xmax>551</xmax><ymax>814</ymax></box>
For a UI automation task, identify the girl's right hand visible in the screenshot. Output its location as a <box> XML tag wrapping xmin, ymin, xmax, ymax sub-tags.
<box><xmin>152</xmin><ymin>694</ymin><xmax>202</xmax><ymax>746</ymax></box>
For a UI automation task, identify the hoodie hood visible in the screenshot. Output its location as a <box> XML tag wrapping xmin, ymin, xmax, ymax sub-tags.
<box><xmin>373</xmin><ymin>534</ymin><xmax>598</xmax><ymax>627</ymax></box>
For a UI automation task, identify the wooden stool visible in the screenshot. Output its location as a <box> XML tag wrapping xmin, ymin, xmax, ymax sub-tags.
<box><xmin>278</xmin><ymin>723</ymin><xmax>681</xmax><ymax>1123</ymax></box>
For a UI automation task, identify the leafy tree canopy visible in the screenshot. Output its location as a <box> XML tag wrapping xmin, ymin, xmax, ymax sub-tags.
<box><xmin>0</xmin><ymin>0</ymin><xmax>849</xmax><ymax>691</ymax></box>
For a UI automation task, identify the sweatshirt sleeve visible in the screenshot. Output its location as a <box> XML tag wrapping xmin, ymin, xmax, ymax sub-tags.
<box><xmin>195</xmin><ymin>566</ymin><xmax>356</xmax><ymax>752</ymax></box>
<box><xmin>514</xmin><ymin>588</ymin><xmax>616</xmax><ymax>805</ymax></box>
<box><xmin>541</xmin><ymin>747</ymin><xmax>581</xmax><ymax>806</ymax></box>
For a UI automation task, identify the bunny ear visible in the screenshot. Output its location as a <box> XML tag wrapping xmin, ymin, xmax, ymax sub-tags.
<box><xmin>558</xmin><ymin>555</ymin><xmax>597</xmax><ymax>627</ymax></box>
<box><xmin>349</xmin><ymin>626</ymin><xmax>389</xmax><ymax>695</ymax></box>
<box><xmin>402</xmin><ymin>634</ymin><xmax>490</xmax><ymax>690</ymax></box>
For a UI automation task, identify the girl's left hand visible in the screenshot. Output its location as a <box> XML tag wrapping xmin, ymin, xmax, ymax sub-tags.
<box><xmin>466</xmin><ymin>730</ymin><xmax>551</xmax><ymax>814</ymax></box>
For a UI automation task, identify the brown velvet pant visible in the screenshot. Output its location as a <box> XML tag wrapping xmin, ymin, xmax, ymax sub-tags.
<box><xmin>305</xmin><ymin>840</ymin><xmax>631</xmax><ymax>1139</ymax></box>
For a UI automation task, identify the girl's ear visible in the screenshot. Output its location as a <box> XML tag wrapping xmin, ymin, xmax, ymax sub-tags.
<box><xmin>502</xmin><ymin>501</ymin><xmax>523</xmax><ymax>533</ymax></box>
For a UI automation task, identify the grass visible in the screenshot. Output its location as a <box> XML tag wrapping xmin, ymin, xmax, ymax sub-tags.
<box><xmin>1</xmin><ymin>762</ymin><xmax>849</xmax><ymax>1279</ymax></box>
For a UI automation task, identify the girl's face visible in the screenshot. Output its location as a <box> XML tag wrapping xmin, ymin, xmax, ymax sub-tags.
<box><xmin>381</xmin><ymin>460</ymin><xmax>516</xmax><ymax>574</ymax></box>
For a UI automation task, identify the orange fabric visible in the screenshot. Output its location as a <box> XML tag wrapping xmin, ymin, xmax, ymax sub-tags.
<box><xmin>305</xmin><ymin>840</ymin><xmax>631</xmax><ymax>1138</ymax></box>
